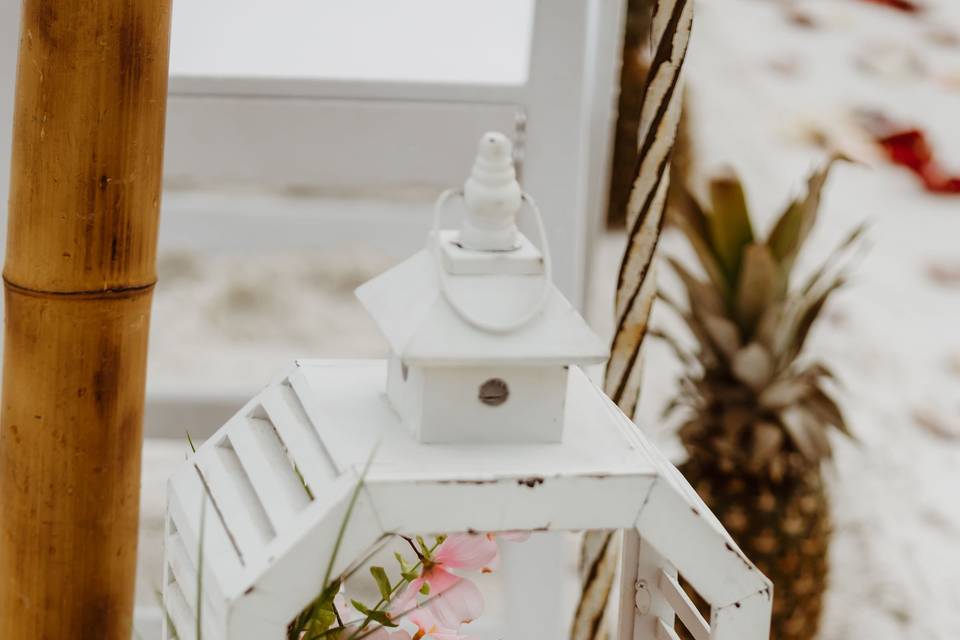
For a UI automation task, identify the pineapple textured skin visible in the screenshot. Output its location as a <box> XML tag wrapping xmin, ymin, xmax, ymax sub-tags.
<box><xmin>664</xmin><ymin>159</ymin><xmax>859</xmax><ymax>640</ymax></box>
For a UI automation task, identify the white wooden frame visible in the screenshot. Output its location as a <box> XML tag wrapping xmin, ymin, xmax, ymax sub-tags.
<box><xmin>161</xmin><ymin>0</ymin><xmax>626</xmax><ymax>308</ymax></box>
<box><xmin>163</xmin><ymin>361</ymin><xmax>772</xmax><ymax>640</ymax></box>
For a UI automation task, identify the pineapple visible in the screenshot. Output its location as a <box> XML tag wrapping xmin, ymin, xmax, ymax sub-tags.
<box><xmin>663</xmin><ymin>159</ymin><xmax>860</xmax><ymax>640</ymax></box>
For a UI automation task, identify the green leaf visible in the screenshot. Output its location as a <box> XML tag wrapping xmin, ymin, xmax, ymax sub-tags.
<box><xmin>671</xmin><ymin>187</ymin><xmax>732</xmax><ymax>295</ymax></box>
<box><xmin>350</xmin><ymin>601</ymin><xmax>398</xmax><ymax>628</ymax></box>
<box><xmin>351</xmin><ymin>599</ymin><xmax>372</xmax><ymax>616</ymax></box>
<box><xmin>416</xmin><ymin>536</ymin><xmax>430</xmax><ymax>558</ymax></box>
<box><xmin>734</xmin><ymin>243</ymin><xmax>779</xmax><ymax>336</ymax></box>
<box><xmin>419</xmin><ymin>582</ymin><xmax>431</xmax><ymax>596</ymax></box>
<box><xmin>394</xmin><ymin>552</ymin><xmax>411</xmax><ymax>574</ymax></box>
<box><xmin>306</xmin><ymin>609</ymin><xmax>337</xmax><ymax>635</ymax></box>
<box><xmin>318</xmin><ymin>578</ymin><xmax>342</xmax><ymax>609</ymax></box>
<box><xmin>768</xmin><ymin>155</ymin><xmax>843</xmax><ymax>274</ymax></box>
<box><xmin>370</xmin><ymin>566</ymin><xmax>392</xmax><ymax>601</ymax></box>
<box><xmin>707</xmin><ymin>170</ymin><xmax>754</xmax><ymax>283</ymax></box>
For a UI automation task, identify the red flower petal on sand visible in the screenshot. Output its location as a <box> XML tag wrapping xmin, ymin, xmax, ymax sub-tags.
<box><xmin>876</xmin><ymin>129</ymin><xmax>960</xmax><ymax>195</ymax></box>
<box><xmin>860</xmin><ymin>0</ymin><xmax>922</xmax><ymax>13</ymax></box>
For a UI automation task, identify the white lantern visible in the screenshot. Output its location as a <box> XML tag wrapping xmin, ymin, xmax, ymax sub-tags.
<box><xmin>358</xmin><ymin>132</ymin><xmax>607</xmax><ymax>444</ymax></box>
<box><xmin>162</xmin><ymin>133</ymin><xmax>773</xmax><ymax>640</ymax></box>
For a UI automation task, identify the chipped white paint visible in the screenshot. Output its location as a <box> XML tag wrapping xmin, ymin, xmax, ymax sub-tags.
<box><xmin>162</xmin><ymin>133</ymin><xmax>771</xmax><ymax>640</ymax></box>
<box><xmin>163</xmin><ymin>363</ymin><xmax>771</xmax><ymax>640</ymax></box>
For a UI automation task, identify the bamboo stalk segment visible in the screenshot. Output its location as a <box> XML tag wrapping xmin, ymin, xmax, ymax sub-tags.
<box><xmin>0</xmin><ymin>1</ymin><xmax>172</xmax><ymax>636</ymax></box>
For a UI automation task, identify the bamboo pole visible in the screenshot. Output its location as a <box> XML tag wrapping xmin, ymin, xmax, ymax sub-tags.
<box><xmin>0</xmin><ymin>1</ymin><xmax>172</xmax><ymax>636</ymax></box>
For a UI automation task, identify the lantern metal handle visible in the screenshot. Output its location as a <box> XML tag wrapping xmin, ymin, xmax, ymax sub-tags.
<box><xmin>432</xmin><ymin>188</ymin><xmax>553</xmax><ymax>334</ymax></box>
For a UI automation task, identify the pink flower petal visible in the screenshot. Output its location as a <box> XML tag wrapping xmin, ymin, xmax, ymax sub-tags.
<box><xmin>423</xmin><ymin>566</ymin><xmax>461</xmax><ymax>596</ymax></box>
<box><xmin>393</xmin><ymin>567</ymin><xmax>461</xmax><ymax>616</ymax></box>
<box><xmin>423</xmin><ymin>576</ymin><xmax>484</xmax><ymax>628</ymax></box>
<box><xmin>409</xmin><ymin>608</ymin><xmax>475</xmax><ymax>640</ymax></box>
<box><xmin>392</xmin><ymin>576</ymin><xmax>426</xmax><ymax>614</ymax></box>
<box><xmin>433</xmin><ymin>533</ymin><xmax>499</xmax><ymax>571</ymax></box>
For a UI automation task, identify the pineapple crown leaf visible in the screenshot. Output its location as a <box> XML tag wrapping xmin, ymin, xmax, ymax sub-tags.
<box><xmin>706</xmin><ymin>169</ymin><xmax>755</xmax><ymax>284</ymax></box>
<box><xmin>767</xmin><ymin>154</ymin><xmax>845</xmax><ymax>274</ymax></box>
<box><xmin>673</xmin><ymin>156</ymin><xmax>849</xmax><ymax>345</ymax></box>
<box><xmin>662</xmin><ymin>158</ymin><xmax>863</xmax><ymax>472</ymax></box>
<box><xmin>734</xmin><ymin>243</ymin><xmax>779</xmax><ymax>337</ymax></box>
<box><xmin>671</xmin><ymin>188</ymin><xmax>731</xmax><ymax>298</ymax></box>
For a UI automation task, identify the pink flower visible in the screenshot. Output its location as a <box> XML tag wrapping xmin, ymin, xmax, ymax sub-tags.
<box><xmin>407</xmin><ymin>577</ymin><xmax>483</xmax><ymax>630</ymax></box>
<box><xmin>433</xmin><ymin>533</ymin><xmax>499</xmax><ymax>573</ymax></box>
<box><xmin>392</xmin><ymin>534</ymin><xmax>494</xmax><ymax>634</ymax></box>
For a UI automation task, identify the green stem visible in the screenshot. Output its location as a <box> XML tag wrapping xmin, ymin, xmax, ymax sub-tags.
<box><xmin>345</xmin><ymin>539</ymin><xmax>442</xmax><ymax>640</ymax></box>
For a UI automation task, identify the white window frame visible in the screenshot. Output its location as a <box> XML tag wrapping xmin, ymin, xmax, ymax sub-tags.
<box><xmin>161</xmin><ymin>0</ymin><xmax>628</xmax><ymax>309</ymax></box>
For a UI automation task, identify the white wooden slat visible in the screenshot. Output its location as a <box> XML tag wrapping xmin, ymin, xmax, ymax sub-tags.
<box><xmin>260</xmin><ymin>382</ymin><xmax>338</xmax><ymax>496</ymax></box>
<box><xmin>164</xmin><ymin>580</ymin><xmax>196</xmax><ymax>640</ymax></box>
<box><xmin>656</xmin><ymin>619</ymin><xmax>683</xmax><ymax>640</ymax></box>
<box><xmin>168</xmin><ymin>76</ymin><xmax>528</xmax><ymax>104</ymax></box>
<box><xmin>287</xmin><ymin>368</ymin><xmax>357</xmax><ymax>472</ymax></box>
<box><xmin>162</xmin><ymin>576</ymin><xmax>223</xmax><ymax>640</ymax></box>
<box><xmin>194</xmin><ymin>443</ymin><xmax>275</xmax><ymax>556</ymax></box>
<box><xmin>227</xmin><ymin>415</ymin><xmax>311</xmax><ymax>533</ymax></box>
<box><xmin>166</xmin><ymin>531</ymin><xmax>199</xmax><ymax>615</ymax></box>
<box><xmin>659</xmin><ymin>569</ymin><xmax>711</xmax><ymax>640</ymax></box>
<box><xmin>163</xmin><ymin>96</ymin><xmax>518</xmax><ymax>190</ymax></box>
<box><xmin>165</xmin><ymin>526</ymin><xmax>231</xmax><ymax>633</ymax></box>
<box><xmin>167</xmin><ymin>469</ymin><xmax>245</xmax><ymax>604</ymax></box>
<box><xmin>635</xmin><ymin>477</ymin><xmax>770</xmax><ymax>608</ymax></box>
<box><xmin>618</xmin><ymin>531</ymin><xmax>677</xmax><ymax>640</ymax></box>
<box><xmin>617</xmin><ymin>529</ymin><xmax>641</xmax><ymax>639</ymax></box>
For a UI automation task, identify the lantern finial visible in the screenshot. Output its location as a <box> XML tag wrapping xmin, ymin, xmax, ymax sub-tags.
<box><xmin>460</xmin><ymin>132</ymin><xmax>523</xmax><ymax>251</ymax></box>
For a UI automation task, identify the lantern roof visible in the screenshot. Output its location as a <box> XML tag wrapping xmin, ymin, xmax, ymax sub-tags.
<box><xmin>355</xmin><ymin>247</ymin><xmax>608</xmax><ymax>366</ymax></box>
<box><xmin>355</xmin><ymin>131</ymin><xmax>608</xmax><ymax>367</ymax></box>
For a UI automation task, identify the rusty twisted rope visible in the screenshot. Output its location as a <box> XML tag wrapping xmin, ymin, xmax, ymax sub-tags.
<box><xmin>572</xmin><ymin>0</ymin><xmax>694</xmax><ymax>637</ymax></box>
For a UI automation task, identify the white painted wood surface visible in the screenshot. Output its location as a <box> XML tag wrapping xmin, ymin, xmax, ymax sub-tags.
<box><xmin>163</xmin><ymin>361</ymin><xmax>772</xmax><ymax>639</ymax></box>
<box><xmin>358</xmin><ymin>151</ymin><xmax>610</xmax><ymax>444</ymax></box>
